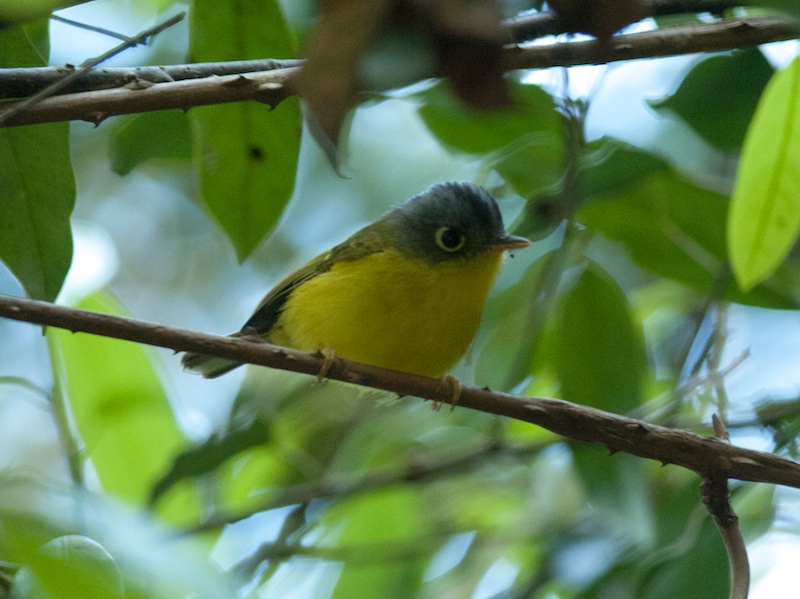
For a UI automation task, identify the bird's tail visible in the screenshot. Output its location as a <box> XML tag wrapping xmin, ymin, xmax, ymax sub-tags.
<box><xmin>181</xmin><ymin>332</ymin><xmax>243</xmax><ymax>378</ymax></box>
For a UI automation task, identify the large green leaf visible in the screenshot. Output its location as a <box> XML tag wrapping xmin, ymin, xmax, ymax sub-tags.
<box><xmin>0</xmin><ymin>24</ymin><xmax>74</xmax><ymax>301</ymax></box>
<box><xmin>418</xmin><ymin>80</ymin><xmax>564</xmax><ymax>196</ymax></box>
<box><xmin>728</xmin><ymin>56</ymin><xmax>800</xmax><ymax>290</ymax></box>
<box><xmin>0</xmin><ymin>482</ymin><xmax>234</xmax><ymax>598</ymax></box>
<box><xmin>649</xmin><ymin>49</ymin><xmax>774</xmax><ymax>150</ymax></box>
<box><xmin>190</xmin><ymin>0</ymin><xmax>301</xmax><ymax>261</ymax></box>
<box><xmin>745</xmin><ymin>0</ymin><xmax>800</xmax><ymax>15</ymax></box>
<box><xmin>50</xmin><ymin>292</ymin><xmax>199</xmax><ymax>524</ymax></box>
<box><xmin>555</xmin><ymin>263</ymin><xmax>644</xmax><ymax>413</ymax></box>
<box><xmin>0</xmin><ymin>0</ymin><xmax>86</xmax><ymax>24</ymax></box>
<box><xmin>580</xmin><ymin>168</ymin><xmax>800</xmax><ymax>309</ymax></box>
<box><xmin>575</xmin><ymin>470</ymin><xmax>729</xmax><ymax>599</ymax></box>
<box><xmin>571</xmin><ymin>447</ymin><xmax>655</xmax><ymax>549</ymax></box>
<box><xmin>109</xmin><ymin>111</ymin><xmax>192</xmax><ymax>176</ymax></box>
<box><xmin>581</xmin><ymin>137</ymin><xmax>670</xmax><ymax>199</ymax></box>
<box><xmin>325</xmin><ymin>488</ymin><xmax>430</xmax><ymax>599</ymax></box>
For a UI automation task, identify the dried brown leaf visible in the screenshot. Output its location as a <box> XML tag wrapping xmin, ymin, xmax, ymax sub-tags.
<box><xmin>295</xmin><ymin>0</ymin><xmax>511</xmax><ymax>158</ymax></box>
<box><xmin>293</xmin><ymin>0</ymin><xmax>394</xmax><ymax>150</ymax></box>
<box><xmin>548</xmin><ymin>0</ymin><xmax>646</xmax><ymax>40</ymax></box>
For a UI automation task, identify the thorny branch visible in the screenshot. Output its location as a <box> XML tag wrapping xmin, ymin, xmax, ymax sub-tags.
<box><xmin>2</xmin><ymin>293</ymin><xmax>800</xmax><ymax>490</ymax></box>
<box><xmin>0</xmin><ymin>12</ymin><xmax>186</xmax><ymax>126</ymax></box>
<box><xmin>0</xmin><ymin>14</ymin><xmax>798</xmax><ymax>127</ymax></box>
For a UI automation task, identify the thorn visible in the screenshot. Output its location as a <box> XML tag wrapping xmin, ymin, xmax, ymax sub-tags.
<box><xmin>712</xmin><ymin>413</ymin><xmax>731</xmax><ymax>442</ymax></box>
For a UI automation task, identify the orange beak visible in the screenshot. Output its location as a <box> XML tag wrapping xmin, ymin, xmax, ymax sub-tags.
<box><xmin>492</xmin><ymin>234</ymin><xmax>532</xmax><ymax>251</ymax></box>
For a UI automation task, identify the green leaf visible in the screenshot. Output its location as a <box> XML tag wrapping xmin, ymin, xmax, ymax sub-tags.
<box><xmin>575</xmin><ymin>470</ymin><xmax>730</xmax><ymax>599</ymax></box>
<box><xmin>109</xmin><ymin>111</ymin><xmax>192</xmax><ymax>176</ymax></box>
<box><xmin>649</xmin><ymin>49</ymin><xmax>774</xmax><ymax>150</ymax></box>
<box><xmin>417</xmin><ymin>80</ymin><xmax>563</xmax><ymax>196</ymax></box>
<box><xmin>745</xmin><ymin>0</ymin><xmax>800</xmax><ymax>15</ymax></box>
<box><xmin>555</xmin><ymin>263</ymin><xmax>644</xmax><ymax>413</ymax></box>
<box><xmin>325</xmin><ymin>488</ymin><xmax>430</xmax><ymax>599</ymax></box>
<box><xmin>190</xmin><ymin>0</ymin><xmax>301</xmax><ymax>261</ymax></box>
<box><xmin>0</xmin><ymin>482</ymin><xmax>235</xmax><ymax>598</ymax></box>
<box><xmin>728</xmin><ymin>56</ymin><xmax>800</xmax><ymax>290</ymax></box>
<box><xmin>0</xmin><ymin>0</ymin><xmax>86</xmax><ymax>24</ymax></box>
<box><xmin>150</xmin><ymin>413</ymin><xmax>270</xmax><ymax>505</ymax></box>
<box><xmin>640</xmin><ymin>514</ymin><xmax>728</xmax><ymax>599</ymax></box>
<box><xmin>580</xmin><ymin>169</ymin><xmax>799</xmax><ymax>309</ymax></box>
<box><xmin>50</xmin><ymin>292</ymin><xmax>200</xmax><ymax>524</ymax></box>
<box><xmin>581</xmin><ymin>137</ymin><xmax>670</xmax><ymax>199</ymax></box>
<box><xmin>0</xmin><ymin>25</ymin><xmax>74</xmax><ymax>301</ymax></box>
<box><xmin>571</xmin><ymin>448</ymin><xmax>654</xmax><ymax>548</ymax></box>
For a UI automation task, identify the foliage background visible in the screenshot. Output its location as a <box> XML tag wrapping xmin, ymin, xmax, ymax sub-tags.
<box><xmin>1</xmin><ymin>1</ymin><xmax>800</xmax><ymax>598</ymax></box>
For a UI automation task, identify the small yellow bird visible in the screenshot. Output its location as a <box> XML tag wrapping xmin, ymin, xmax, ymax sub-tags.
<box><xmin>182</xmin><ymin>181</ymin><xmax>530</xmax><ymax>379</ymax></box>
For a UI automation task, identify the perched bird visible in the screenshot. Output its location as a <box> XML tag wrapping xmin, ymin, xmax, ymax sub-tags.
<box><xmin>182</xmin><ymin>181</ymin><xmax>530</xmax><ymax>379</ymax></box>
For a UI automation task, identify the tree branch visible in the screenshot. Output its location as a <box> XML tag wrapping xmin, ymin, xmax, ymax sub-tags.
<box><xmin>0</xmin><ymin>15</ymin><xmax>796</xmax><ymax>127</ymax></box>
<box><xmin>0</xmin><ymin>12</ymin><xmax>186</xmax><ymax>127</ymax></box>
<box><xmin>0</xmin><ymin>59</ymin><xmax>302</xmax><ymax>99</ymax></box>
<box><xmin>505</xmin><ymin>15</ymin><xmax>800</xmax><ymax>70</ymax></box>
<box><xmin>2</xmin><ymin>293</ymin><xmax>799</xmax><ymax>490</ymax></box>
<box><xmin>186</xmin><ymin>441</ymin><xmax>546</xmax><ymax>532</ymax></box>
<box><xmin>0</xmin><ymin>67</ymin><xmax>298</xmax><ymax>127</ymax></box>
<box><xmin>504</xmin><ymin>0</ymin><xmax>742</xmax><ymax>42</ymax></box>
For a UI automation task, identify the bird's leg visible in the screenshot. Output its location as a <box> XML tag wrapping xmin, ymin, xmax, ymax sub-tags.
<box><xmin>433</xmin><ymin>374</ymin><xmax>463</xmax><ymax>412</ymax></box>
<box><xmin>316</xmin><ymin>346</ymin><xmax>345</xmax><ymax>383</ymax></box>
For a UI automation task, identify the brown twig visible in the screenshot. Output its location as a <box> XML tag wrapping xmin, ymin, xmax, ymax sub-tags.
<box><xmin>703</xmin><ymin>415</ymin><xmax>750</xmax><ymax>599</ymax></box>
<box><xmin>0</xmin><ymin>59</ymin><xmax>302</xmax><ymax>99</ymax></box>
<box><xmin>186</xmin><ymin>441</ymin><xmax>545</xmax><ymax>532</ymax></box>
<box><xmin>0</xmin><ymin>67</ymin><xmax>298</xmax><ymax>127</ymax></box>
<box><xmin>505</xmin><ymin>16</ymin><xmax>800</xmax><ymax>70</ymax></box>
<box><xmin>1</xmin><ymin>293</ymin><xmax>800</xmax><ymax>490</ymax></box>
<box><xmin>503</xmin><ymin>0</ymin><xmax>741</xmax><ymax>42</ymax></box>
<box><xmin>0</xmin><ymin>16</ymin><xmax>796</xmax><ymax>127</ymax></box>
<box><xmin>0</xmin><ymin>12</ymin><xmax>186</xmax><ymax>127</ymax></box>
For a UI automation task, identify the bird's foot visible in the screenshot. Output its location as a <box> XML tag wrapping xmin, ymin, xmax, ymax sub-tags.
<box><xmin>433</xmin><ymin>374</ymin><xmax>462</xmax><ymax>412</ymax></box>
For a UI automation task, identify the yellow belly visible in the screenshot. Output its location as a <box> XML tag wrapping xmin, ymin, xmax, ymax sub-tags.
<box><xmin>270</xmin><ymin>248</ymin><xmax>504</xmax><ymax>377</ymax></box>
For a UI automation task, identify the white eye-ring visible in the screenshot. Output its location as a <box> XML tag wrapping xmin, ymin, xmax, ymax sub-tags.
<box><xmin>435</xmin><ymin>226</ymin><xmax>466</xmax><ymax>252</ymax></box>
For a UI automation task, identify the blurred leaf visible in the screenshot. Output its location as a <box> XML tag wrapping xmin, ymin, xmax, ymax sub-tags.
<box><xmin>0</xmin><ymin>482</ymin><xmax>234</xmax><ymax>599</ymax></box>
<box><xmin>324</xmin><ymin>488</ymin><xmax>430</xmax><ymax>599</ymax></box>
<box><xmin>548</xmin><ymin>0</ymin><xmax>645</xmax><ymax>39</ymax></box>
<box><xmin>477</xmin><ymin>249</ymin><xmax>559</xmax><ymax>391</ymax></box>
<box><xmin>298</xmin><ymin>0</ymin><xmax>509</xmax><ymax>151</ymax></box>
<box><xmin>732</xmin><ymin>483</ymin><xmax>775</xmax><ymax>539</ymax></box>
<box><xmin>413</xmin><ymin>0</ymin><xmax>510</xmax><ymax>109</ymax></box>
<box><xmin>50</xmin><ymin>292</ymin><xmax>200</xmax><ymax>524</ymax></box>
<box><xmin>150</xmin><ymin>414</ymin><xmax>270</xmax><ymax>505</ymax></box>
<box><xmin>11</xmin><ymin>535</ymin><xmax>123</xmax><ymax>599</ymax></box>
<box><xmin>745</xmin><ymin>0</ymin><xmax>800</xmax><ymax>15</ymax></box>
<box><xmin>755</xmin><ymin>397</ymin><xmax>800</xmax><ymax>453</ymax></box>
<box><xmin>556</xmin><ymin>263</ymin><xmax>644</xmax><ymax>412</ymax></box>
<box><xmin>519</xmin><ymin>135</ymin><xmax>672</xmax><ymax>242</ymax></box>
<box><xmin>0</xmin><ymin>0</ymin><xmax>86</xmax><ymax>24</ymax></box>
<box><xmin>639</xmin><ymin>515</ymin><xmax>728</xmax><ymax>599</ymax></box>
<box><xmin>0</xmin><ymin>25</ymin><xmax>74</xmax><ymax>302</ymax></box>
<box><xmin>418</xmin><ymin>80</ymin><xmax>563</xmax><ymax>196</ymax></box>
<box><xmin>728</xmin><ymin>56</ymin><xmax>800</xmax><ymax>291</ymax></box>
<box><xmin>109</xmin><ymin>111</ymin><xmax>192</xmax><ymax>176</ymax></box>
<box><xmin>572</xmin><ymin>448</ymin><xmax>655</xmax><ymax>548</ymax></box>
<box><xmin>575</xmin><ymin>469</ymin><xmax>729</xmax><ymax>599</ymax></box>
<box><xmin>580</xmin><ymin>170</ymin><xmax>800</xmax><ymax>309</ymax></box>
<box><xmin>295</xmin><ymin>0</ymin><xmax>394</xmax><ymax>149</ymax></box>
<box><xmin>650</xmin><ymin>49</ymin><xmax>775</xmax><ymax>150</ymax></box>
<box><xmin>190</xmin><ymin>0</ymin><xmax>300</xmax><ymax>261</ymax></box>
<box><xmin>581</xmin><ymin>137</ymin><xmax>670</xmax><ymax>198</ymax></box>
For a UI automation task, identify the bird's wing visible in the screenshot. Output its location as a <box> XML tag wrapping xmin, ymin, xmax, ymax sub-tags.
<box><xmin>241</xmin><ymin>223</ymin><xmax>387</xmax><ymax>336</ymax></box>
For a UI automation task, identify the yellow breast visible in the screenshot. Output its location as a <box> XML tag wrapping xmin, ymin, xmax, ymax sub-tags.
<box><xmin>270</xmin><ymin>248</ymin><xmax>505</xmax><ymax>377</ymax></box>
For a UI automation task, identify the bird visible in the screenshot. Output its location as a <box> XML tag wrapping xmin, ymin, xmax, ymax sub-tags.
<box><xmin>182</xmin><ymin>181</ymin><xmax>530</xmax><ymax>379</ymax></box>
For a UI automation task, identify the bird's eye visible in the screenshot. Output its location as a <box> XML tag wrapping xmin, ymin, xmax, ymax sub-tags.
<box><xmin>435</xmin><ymin>226</ymin><xmax>466</xmax><ymax>252</ymax></box>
